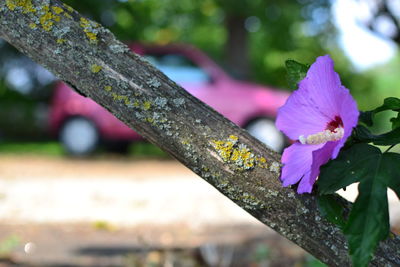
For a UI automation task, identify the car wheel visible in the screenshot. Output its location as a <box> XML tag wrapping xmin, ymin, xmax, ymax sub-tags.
<box><xmin>104</xmin><ymin>140</ymin><xmax>131</xmax><ymax>154</ymax></box>
<box><xmin>60</xmin><ymin>117</ymin><xmax>99</xmax><ymax>156</ymax></box>
<box><xmin>245</xmin><ymin>118</ymin><xmax>286</xmax><ymax>152</ymax></box>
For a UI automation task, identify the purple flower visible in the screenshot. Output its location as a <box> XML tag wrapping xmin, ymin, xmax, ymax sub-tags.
<box><xmin>276</xmin><ymin>55</ymin><xmax>359</xmax><ymax>194</ymax></box>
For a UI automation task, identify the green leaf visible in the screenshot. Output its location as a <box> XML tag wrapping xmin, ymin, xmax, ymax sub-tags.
<box><xmin>360</xmin><ymin>97</ymin><xmax>400</xmax><ymax>127</ymax></box>
<box><xmin>390</xmin><ymin>113</ymin><xmax>400</xmax><ymax>130</ymax></box>
<box><xmin>352</xmin><ymin>125</ymin><xmax>400</xmax><ymax>146</ymax></box>
<box><xmin>381</xmin><ymin>152</ymin><xmax>400</xmax><ymax>199</ymax></box>
<box><xmin>344</xmin><ymin>180</ymin><xmax>389</xmax><ymax>267</ymax></box>
<box><xmin>358</xmin><ymin>111</ymin><xmax>373</xmax><ymax>127</ymax></box>
<box><xmin>285</xmin><ymin>59</ymin><xmax>309</xmax><ymax>90</ymax></box>
<box><xmin>317</xmin><ymin>144</ymin><xmax>380</xmax><ymax>194</ymax></box>
<box><xmin>317</xmin><ymin>195</ymin><xmax>346</xmax><ymax>229</ymax></box>
<box><xmin>318</xmin><ymin>143</ymin><xmax>399</xmax><ymax>267</ymax></box>
<box><xmin>374</xmin><ymin>97</ymin><xmax>400</xmax><ymax>113</ymax></box>
<box><xmin>352</xmin><ymin>125</ymin><xmax>375</xmax><ymax>143</ymax></box>
<box><xmin>367</xmin><ymin>127</ymin><xmax>400</xmax><ymax>146</ymax></box>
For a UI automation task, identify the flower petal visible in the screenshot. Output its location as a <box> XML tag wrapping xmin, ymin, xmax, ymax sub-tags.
<box><xmin>276</xmin><ymin>89</ymin><xmax>329</xmax><ymax>140</ymax></box>
<box><xmin>276</xmin><ymin>55</ymin><xmax>351</xmax><ymax>140</ymax></box>
<box><xmin>299</xmin><ymin>55</ymin><xmax>346</xmax><ymax>121</ymax></box>
<box><xmin>332</xmin><ymin>88</ymin><xmax>359</xmax><ymax>158</ymax></box>
<box><xmin>297</xmin><ymin>141</ymin><xmax>338</xmax><ymax>193</ymax></box>
<box><xmin>281</xmin><ymin>142</ymin><xmax>323</xmax><ymax>188</ymax></box>
<box><xmin>277</xmin><ymin>55</ymin><xmax>359</xmax><ymax>194</ymax></box>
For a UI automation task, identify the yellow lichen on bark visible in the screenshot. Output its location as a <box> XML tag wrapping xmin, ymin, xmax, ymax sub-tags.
<box><xmin>51</xmin><ymin>6</ymin><xmax>63</xmax><ymax>14</ymax></box>
<box><xmin>62</xmin><ymin>3</ymin><xmax>74</xmax><ymax>13</ymax></box>
<box><xmin>29</xmin><ymin>22</ymin><xmax>37</xmax><ymax>29</ymax></box>
<box><xmin>212</xmin><ymin>135</ymin><xmax>271</xmax><ymax>170</ymax></box>
<box><xmin>90</xmin><ymin>64</ymin><xmax>102</xmax><ymax>73</ymax></box>
<box><xmin>5</xmin><ymin>0</ymin><xmax>65</xmax><ymax>32</ymax></box>
<box><xmin>143</xmin><ymin>101</ymin><xmax>152</xmax><ymax>110</ymax></box>
<box><xmin>212</xmin><ymin>135</ymin><xmax>261</xmax><ymax>170</ymax></box>
<box><xmin>6</xmin><ymin>0</ymin><xmax>36</xmax><ymax>13</ymax></box>
<box><xmin>133</xmin><ymin>101</ymin><xmax>140</xmax><ymax>108</ymax></box>
<box><xmin>80</xmin><ymin>17</ymin><xmax>99</xmax><ymax>43</ymax></box>
<box><xmin>38</xmin><ymin>5</ymin><xmax>62</xmax><ymax>31</ymax></box>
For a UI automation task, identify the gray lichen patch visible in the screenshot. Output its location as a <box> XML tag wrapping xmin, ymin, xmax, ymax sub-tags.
<box><xmin>147</xmin><ymin>77</ymin><xmax>161</xmax><ymax>88</ymax></box>
<box><xmin>154</xmin><ymin>97</ymin><xmax>168</xmax><ymax>109</ymax></box>
<box><xmin>53</xmin><ymin>25</ymin><xmax>70</xmax><ymax>41</ymax></box>
<box><xmin>102</xmin><ymin>82</ymin><xmax>175</xmax><ymax>133</ymax></box>
<box><xmin>173</xmin><ymin>98</ymin><xmax>185</xmax><ymax>107</ymax></box>
<box><xmin>266</xmin><ymin>189</ymin><xmax>279</xmax><ymax>197</ymax></box>
<box><xmin>109</xmin><ymin>43</ymin><xmax>129</xmax><ymax>54</ymax></box>
<box><xmin>296</xmin><ymin>206</ymin><xmax>309</xmax><ymax>215</ymax></box>
<box><xmin>180</xmin><ymin>139</ymin><xmax>201</xmax><ymax>164</ymax></box>
<box><xmin>269</xmin><ymin>161</ymin><xmax>281</xmax><ymax>174</ymax></box>
<box><xmin>241</xmin><ymin>192</ymin><xmax>265</xmax><ymax>210</ymax></box>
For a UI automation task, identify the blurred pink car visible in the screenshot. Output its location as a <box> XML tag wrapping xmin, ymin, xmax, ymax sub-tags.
<box><xmin>49</xmin><ymin>44</ymin><xmax>289</xmax><ymax>155</ymax></box>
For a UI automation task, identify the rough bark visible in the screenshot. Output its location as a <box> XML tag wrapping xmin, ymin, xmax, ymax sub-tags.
<box><xmin>0</xmin><ymin>1</ymin><xmax>399</xmax><ymax>266</ymax></box>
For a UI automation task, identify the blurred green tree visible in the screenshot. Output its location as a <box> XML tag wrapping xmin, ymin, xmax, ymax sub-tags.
<box><xmin>357</xmin><ymin>0</ymin><xmax>400</xmax><ymax>45</ymax></box>
<box><xmin>62</xmin><ymin>0</ymin><xmax>333</xmax><ymax>86</ymax></box>
<box><xmin>0</xmin><ymin>0</ymin><xmax>383</xmax><ymax>139</ymax></box>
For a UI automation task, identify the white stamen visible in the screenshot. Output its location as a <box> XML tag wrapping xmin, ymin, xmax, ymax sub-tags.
<box><xmin>299</xmin><ymin>135</ymin><xmax>307</xmax><ymax>145</ymax></box>
<box><xmin>298</xmin><ymin>127</ymin><xmax>344</xmax><ymax>145</ymax></box>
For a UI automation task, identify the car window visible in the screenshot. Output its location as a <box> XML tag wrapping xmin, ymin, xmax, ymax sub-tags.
<box><xmin>145</xmin><ymin>54</ymin><xmax>210</xmax><ymax>84</ymax></box>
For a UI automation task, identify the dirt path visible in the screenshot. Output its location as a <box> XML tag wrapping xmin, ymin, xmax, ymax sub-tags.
<box><xmin>0</xmin><ymin>155</ymin><xmax>260</xmax><ymax>226</ymax></box>
<box><xmin>0</xmin><ymin>155</ymin><xmax>302</xmax><ymax>266</ymax></box>
<box><xmin>0</xmin><ymin>155</ymin><xmax>398</xmax><ymax>226</ymax></box>
<box><xmin>0</xmin><ymin>155</ymin><xmax>190</xmax><ymax>180</ymax></box>
<box><xmin>0</xmin><ymin>155</ymin><xmax>398</xmax><ymax>266</ymax></box>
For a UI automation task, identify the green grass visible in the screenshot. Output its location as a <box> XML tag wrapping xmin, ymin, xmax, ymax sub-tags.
<box><xmin>304</xmin><ymin>255</ymin><xmax>327</xmax><ymax>267</ymax></box>
<box><xmin>0</xmin><ymin>235</ymin><xmax>20</xmax><ymax>259</ymax></box>
<box><xmin>0</xmin><ymin>141</ymin><xmax>64</xmax><ymax>156</ymax></box>
<box><xmin>129</xmin><ymin>142</ymin><xmax>169</xmax><ymax>158</ymax></box>
<box><xmin>0</xmin><ymin>141</ymin><xmax>169</xmax><ymax>158</ymax></box>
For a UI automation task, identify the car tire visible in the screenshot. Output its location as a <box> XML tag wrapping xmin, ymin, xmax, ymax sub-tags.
<box><xmin>60</xmin><ymin>117</ymin><xmax>99</xmax><ymax>156</ymax></box>
<box><xmin>245</xmin><ymin>118</ymin><xmax>286</xmax><ymax>152</ymax></box>
<box><xmin>104</xmin><ymin>140</ymin><xmax>131</xmax><ymax>154</ymax></box>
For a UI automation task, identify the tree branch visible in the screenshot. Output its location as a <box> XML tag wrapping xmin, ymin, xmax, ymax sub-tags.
<box><xmin>0</xmin><ymin>1</ymin><xmax>399</xmax><ymax>265</ymax></box>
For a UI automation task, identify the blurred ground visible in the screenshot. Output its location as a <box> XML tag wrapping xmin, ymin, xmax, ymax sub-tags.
<box><xmin>0</xmin><ymin>157</ymin><xmax>256</xmax><ymax>226</ymax></box>
<box><xmin>0</xmin><ymin>155</ymin><xmax>315</xmax><ymax>267</ymax></box>
<box><xmin>0</xmin><ymin>155</ymin><xmax>397</xmax><ymax>266</ymax></box>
